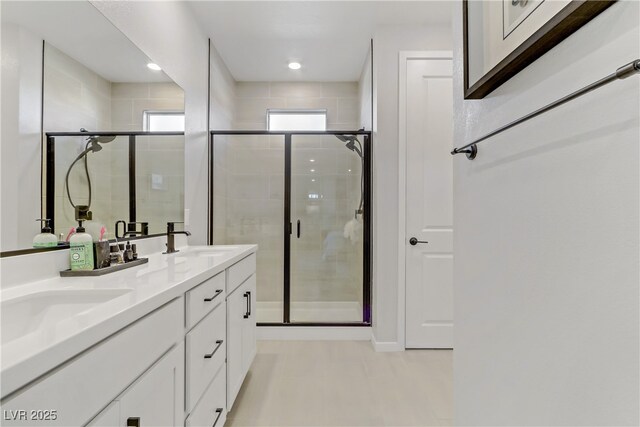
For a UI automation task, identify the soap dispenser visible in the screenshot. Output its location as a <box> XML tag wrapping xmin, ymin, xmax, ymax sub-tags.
<box><xmin>33</xmin><ymin>219</ymin><xmax>57</xmax><ymax>248</ymax></box>
<box><xmin>69</xmin><ymin>219</ymin><xmax>94</xmax><ymax>271</ymax></box>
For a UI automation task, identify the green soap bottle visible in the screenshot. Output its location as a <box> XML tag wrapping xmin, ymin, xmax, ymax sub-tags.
<box><xmin>69</xmin><ymin>220</ymin><xmax>94</xmax><ymax>271</ymax></box>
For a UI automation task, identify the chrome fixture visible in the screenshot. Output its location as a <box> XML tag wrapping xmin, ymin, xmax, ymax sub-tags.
<box><xmin>164</xmin><ymin>221</ymin><xmax>191</xmax><ymax>254</ymax></box>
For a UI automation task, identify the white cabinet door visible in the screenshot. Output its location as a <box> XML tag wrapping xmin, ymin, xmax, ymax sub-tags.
<box><xmin>241</xmin><ymin>275</ymin><xmax>257</xmax><ymax>372</ymax></box>
<box><xmin>117</xmin><ymin>343</ymin><xmax>184</xmax><ymax>427</ymax></box>
<box><xmin>226</xmin><ymin>284</ymin><xmax>248</xmax><ymax>410</ymax></box>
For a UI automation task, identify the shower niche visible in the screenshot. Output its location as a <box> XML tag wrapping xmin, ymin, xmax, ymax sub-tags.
<box><xmin>210</xmin><ymin>131</ymin><xmax>371</xmax><ymax>326</ymax></box>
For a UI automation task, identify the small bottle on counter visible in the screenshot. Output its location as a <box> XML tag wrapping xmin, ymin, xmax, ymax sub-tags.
<box><xmin>110</xmin><ymin>243</ymin><xmax>124</xmax><ymax>265</ymax></box>
<box><xmin>123</xmin><ymin>241</ymin><xmax>134</xmax><ymax>263</ymax></box>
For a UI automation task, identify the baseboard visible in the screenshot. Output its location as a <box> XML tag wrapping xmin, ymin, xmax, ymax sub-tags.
<box><xmin>371</xmin><ymin>337</ymin><xmax>404</xmax><ymax>352</ymax></box>
<box><xmin>257</xmin><ymin>326</ymin><xmax>372</xmax><ymax>341</ymax></box>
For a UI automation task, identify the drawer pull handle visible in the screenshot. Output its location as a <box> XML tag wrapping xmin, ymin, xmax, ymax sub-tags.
<box><xmin>204</xmin><ymin>289</ymin><xmax>223</xmax><ymax>302</ymax></box>
<box><xmin>204</xmin><ymin>340</ymin><xmax>224</xmax><ymax>359</ymax></box>
<box><xmin>243</xmin><ymin>292</ymin><xmax>249</xmax><ymax>318</ymax></box>
<box><xmin>247</xmin><ymin>291</ymin><xmax>252</xmax><ymax>317</ymax></box>
<box><xmin>212</xmin><ymin>408</ymin><xmax>223</xmax><ymax>427</ymax></box>
<box><xmin>127</xmin><ymin>417</ymin><xmax>140</xmax><ymax>427</ymax></box>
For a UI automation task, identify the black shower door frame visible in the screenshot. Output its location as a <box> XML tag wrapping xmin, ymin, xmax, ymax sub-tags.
<box><xmin>209</xmin><ymin>130</ymin><xmax>372</xmax><ymax>326</ymax></box>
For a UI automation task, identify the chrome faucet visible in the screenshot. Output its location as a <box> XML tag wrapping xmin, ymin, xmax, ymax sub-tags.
<box><xmin>164</xmin><ymin>221</ymin><xmax>191</xmax><ymax>254</ymax></box>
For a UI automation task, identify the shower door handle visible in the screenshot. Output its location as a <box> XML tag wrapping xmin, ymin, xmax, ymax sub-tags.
<box><xmin>297</xmin><ymin>220</ymin><xmax>301</xmax><ymax>238</ymax></box>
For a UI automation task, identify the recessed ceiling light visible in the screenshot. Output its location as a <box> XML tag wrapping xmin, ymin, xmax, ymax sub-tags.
<box><xmin>311</xmin><ymin>179</ymin><xmax>316</xmax><ymax>182</ymax></box>
<box><xmin>147</xmin><ymin>63</ymin><xmax>161</xmax><ymax>71</ymax></box>
<box><xmin>348</xmin><ymin>169</ymin><xmax>352</xmax><ymax>172</ymax></box>
<box><xmin>309</xmin><ymin>159</ymin><xmax>315</xmax><ymax>162</ymax></box>
<box><xmin>288</xmin><ymin>62</ymin><xmax>301</xmax><ymax>70</ymax></box>
<box><xmin>310</xmin><ymin>169</ymin><xmax>315</xmax><ymax>172</ymax></box>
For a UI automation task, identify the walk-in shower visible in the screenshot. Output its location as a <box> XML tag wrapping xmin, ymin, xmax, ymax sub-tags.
<box><xmin>210</xmin><ymin>130</ymin><xmax>371</xmax><ymax>326</ymax></box>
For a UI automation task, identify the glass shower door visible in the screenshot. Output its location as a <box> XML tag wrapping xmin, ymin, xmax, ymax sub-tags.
<box><xmin>290</xmin><ymin>134</ymin><xmax>364</xmax><ymax>323</ymax></box>
<box><xmin>212</xmin><ymin>134</ymin><xmax>285</xmax><ymax>323</ymax></box>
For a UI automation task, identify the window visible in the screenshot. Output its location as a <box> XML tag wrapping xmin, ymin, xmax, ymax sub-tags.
<box><xmin>143</xmin><ymin>111</ymin><xmax>185</xmax><ymax>132</ymax></box>
<box><xmin>267</xmin><ymin>109</ymin><xmax>327</xmax><ymax>131</ymax></box>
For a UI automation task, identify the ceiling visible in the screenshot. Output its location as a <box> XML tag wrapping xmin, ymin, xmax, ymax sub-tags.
<box><xmin>1</xmin><ymin>1</ymin><xmax>171</xmax><ymax>83</ymax></box>
<box><xmin>188</xmin><ymin>1</ymin><xmax>452</xmax><ymax>82</ymax></box>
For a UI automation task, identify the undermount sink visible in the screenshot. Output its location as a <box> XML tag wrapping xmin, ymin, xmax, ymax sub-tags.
<box><xmin>1</xmin><ymin>288</ymin><xmax>132</xmax><ymax>344</ymax></box>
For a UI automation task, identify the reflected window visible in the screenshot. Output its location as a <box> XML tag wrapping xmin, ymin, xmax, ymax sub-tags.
<box><xmin>144</xmin><ymin>111</ymin><xmax>185</xmax><ymax>132</ymax></box>
<box><xmin>267</xmin><ymin>109</ymin><xmax>327</xmax><ymax>131</ymax></box>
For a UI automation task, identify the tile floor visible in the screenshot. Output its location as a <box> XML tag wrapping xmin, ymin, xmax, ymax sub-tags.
<box><xmin>225</xmin><ymin>341</ymin><xmax>453</xmax><ymax>427</ymax></box>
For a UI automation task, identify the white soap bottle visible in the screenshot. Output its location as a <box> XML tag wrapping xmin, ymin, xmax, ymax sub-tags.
<box><xmin>33</xmin><ymin>219</ymin><xmax>58</xmax><ymax>248</ymax></box>
<box><xmin>69</xmin><ymin>220</ymin><xmax>94</xmax><ymax>271</ymax></box>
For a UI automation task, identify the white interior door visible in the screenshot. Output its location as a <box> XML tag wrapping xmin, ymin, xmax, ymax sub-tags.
<box><xmin>404</xmin><ymin>55</ymin><xmax>454</xmax><ymax>349</ymax></box>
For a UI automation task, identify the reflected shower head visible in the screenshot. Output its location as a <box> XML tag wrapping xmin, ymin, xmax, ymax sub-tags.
<box><xmin>86</xmin><ymin>135</ymin><xmax>116</xmax><ymax>152</ymax></box>
<box><xmin>336</xmin><ymin>134</ymin><xmax>363</xmax><ymax>159</ymax></box>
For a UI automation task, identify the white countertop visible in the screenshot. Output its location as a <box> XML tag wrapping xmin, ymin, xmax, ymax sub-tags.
<box><xmin>0</xmin><ymin>244</ymin><xmax>257</xmax><ymax>398</ymax></box>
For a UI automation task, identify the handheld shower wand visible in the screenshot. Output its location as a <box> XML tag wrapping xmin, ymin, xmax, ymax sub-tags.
<box><xmin>336</xmin><ymin>134</ymin><xmax>365</xmax><ymax>218</ymax></box>
<box><xmin>64</xmin><ymin>131</ymin><xmax>116</xmax><ymax>210</ymax></box>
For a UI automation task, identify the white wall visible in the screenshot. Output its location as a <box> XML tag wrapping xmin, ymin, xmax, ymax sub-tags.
<box><xmin>452</xmin><ymin>2</ymin><xmax>639</xmax><ymax>425</ymax></box>
<box><xmin>91</xmin><ymin>0</ymin><xmax>210</xmax><ymax>244</ymax></box>
<box><xmin>358</xmin><ymin>48</ymin><xmax>372</xmax><ymax>131</ymax></box>
<box><xmin>209</xmin><ymin>43</ymin><xmax>236</xmax><ymax>131</ymax></box>
<box><xmin>371</xmin><ymin>24</ymin><xmax>452</xmax><ymax>347</ymax></box>
<box><xmin>0</xmin><ymin>24</ymin><xmax>43</xmax><ymax>251</ymax></box>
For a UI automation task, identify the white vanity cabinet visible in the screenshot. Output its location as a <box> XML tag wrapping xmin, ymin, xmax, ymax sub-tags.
<box><xmin>226</xmin><ymin>254</ymin><xmax>257</xmax><ymax>410</ymax></box>
<box><xmin>0</xmin><ymin>246</ymin><xmax>257</xmax><ymax>427</ymax></box>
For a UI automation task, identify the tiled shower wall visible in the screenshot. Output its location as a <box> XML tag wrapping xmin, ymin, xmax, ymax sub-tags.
<box><xmin>233</xmin><ymin>81</ymin><xmax>359</xmax><ymax>130</ymax></box>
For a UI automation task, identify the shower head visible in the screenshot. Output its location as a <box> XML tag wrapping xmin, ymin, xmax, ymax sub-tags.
<box><xmin>336</xmin><ymin>134</ymin><xmax>363</xmax><ymax>159</ymax></box>
<box><xmin>86</xmin><ymin>135</ymin><xmax>116</xmax><ymax>152</ymax></box>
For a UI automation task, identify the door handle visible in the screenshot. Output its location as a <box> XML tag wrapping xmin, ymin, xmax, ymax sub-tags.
<box><xmin>127</xmin><ymin>417</ymin><xmax>140</xmax><ymax>427</ymax></box>
<box><xmin>204</xmin><ymin>289</ymin><xmax>223</xmax><ymax>302</ymax></box>
<box><xmin>297</xmin><ymin>220</ymin><xmax>301</xmax><ymax>238</ymax></box>
<box><xmin>243</xmin><ymin>292</ymin><xmax>249</xmax><ymax>318</ymax></box>
<box><xmin>409</xmin><ymin>237</ymin><xmax>428</xmax><ymax>245</ymax></box>
<box><xmin>204</xmin><ymin>340</ymin><xmax>224</xmax><ymax>359</ymax></box>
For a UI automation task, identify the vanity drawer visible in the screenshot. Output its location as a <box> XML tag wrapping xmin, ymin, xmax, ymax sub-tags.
<box><xmin>227</xmin><ymin>253</ymin><xmax>256</xmax><ymax>294</ymax></box>
<box><xmin>186</xmin><ymin>271</ymin><xmax>226</xmax><ymax>329</ymax></box>
<box><xmin>185</xmin><ymin>303</ymin><xmax>226</xmax><ymax>412</ymax></box>
<box><xmin>185</xmin><ymin>367</ymin><xmax>226</xmax><ymax>427</ymax></box>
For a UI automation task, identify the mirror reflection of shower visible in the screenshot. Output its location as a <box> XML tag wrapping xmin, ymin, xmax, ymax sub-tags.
<box><xmin>64</xmin><ymin>129</ymin><xmax>116</xmax><ymax>211</ymax></box>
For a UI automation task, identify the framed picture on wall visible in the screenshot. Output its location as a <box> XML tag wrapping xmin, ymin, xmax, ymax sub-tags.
<box><xmin>463</xmin><ymin>0</ymin><xmax>616</xmax><ymax>99</ymax></box>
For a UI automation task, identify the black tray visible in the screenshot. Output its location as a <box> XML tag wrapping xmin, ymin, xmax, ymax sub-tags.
<box><xmin>60</xmin><ymin>257</ymin><xmax>148</xmax><ymax>277</ymax></box>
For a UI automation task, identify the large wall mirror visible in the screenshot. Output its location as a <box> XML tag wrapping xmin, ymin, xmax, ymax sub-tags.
<box><xmin>1</xmin><ymin>1</ymin><xmax>185</xmax><ymax>254</ymax></box>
